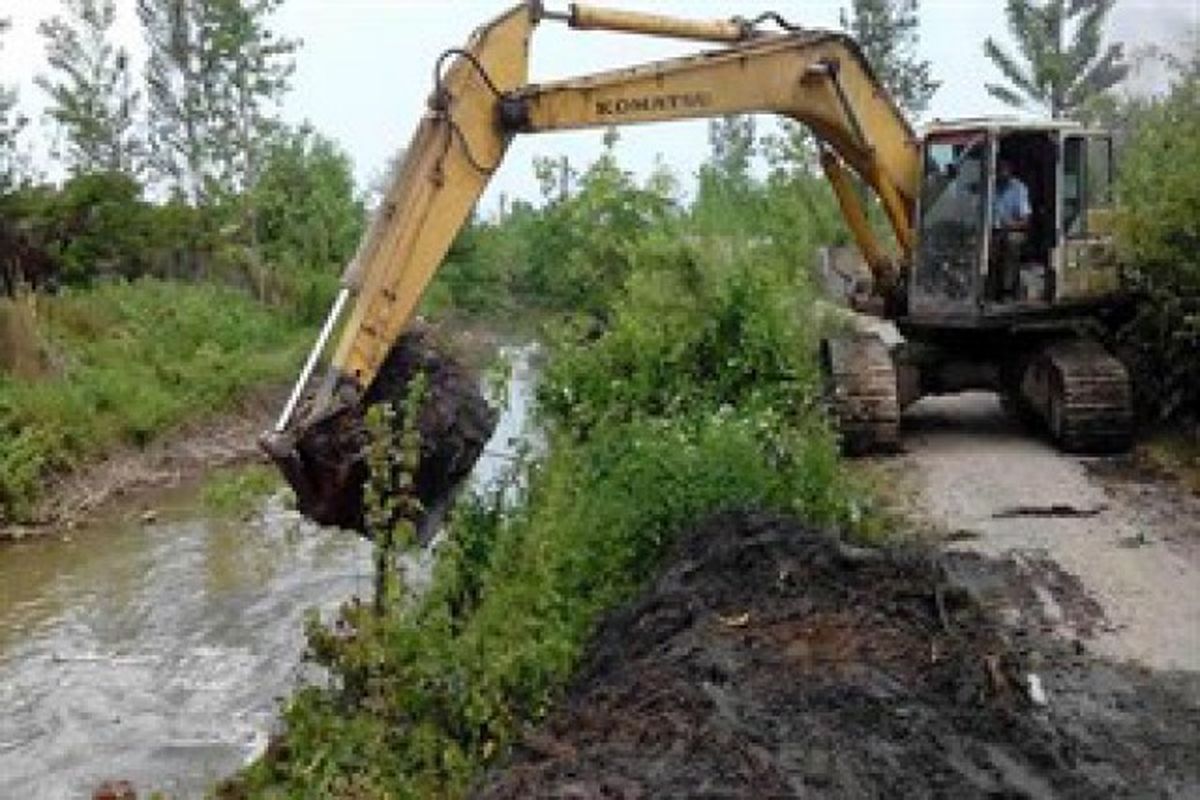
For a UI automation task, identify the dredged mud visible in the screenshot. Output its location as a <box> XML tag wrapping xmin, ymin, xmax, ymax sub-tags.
<box><xmin>475</xmin><ymin>511</ymin><xmax>1200</xmax><ymax>799</ymax></box>
<box><xmin>270</xmin><ymin>323</ymin><xmax>496</xmax><ymax>535</ymax></box>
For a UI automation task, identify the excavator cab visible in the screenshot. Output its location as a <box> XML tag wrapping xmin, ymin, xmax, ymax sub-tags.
<box><xmin>908</xmin><ymin>120</ymin><xmax>1119</xmax><ymax>323</ymax></box>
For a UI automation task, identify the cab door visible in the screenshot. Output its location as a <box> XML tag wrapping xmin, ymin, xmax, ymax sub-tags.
<box><xmin>1056</xmin><ymin>132</ymin><xmax>1119</xmax><ymax>301</ymax></box>
<box><xmin>911</xmin><ymin>130</ymin><xmax>990</xmax><ymax>319</ymax></box>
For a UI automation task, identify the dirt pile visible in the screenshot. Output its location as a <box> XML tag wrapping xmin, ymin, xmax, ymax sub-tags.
<box><xmin>476</xmin><ymin>511</ymin><xmax>1200</xmax><ymax>799</ymax></box>
<box><xmin>266</xmin><ymin>324</ymin><xmax>496</xmax><ymax>535</ymax></box>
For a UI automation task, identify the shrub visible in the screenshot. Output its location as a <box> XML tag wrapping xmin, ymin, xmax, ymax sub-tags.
<box><xmin>1115</xmin><ymin>73</ymin><xmax>1200</xmax><ymax>424</ymax></box>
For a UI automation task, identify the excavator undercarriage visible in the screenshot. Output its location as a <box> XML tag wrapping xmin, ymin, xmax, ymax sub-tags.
<box><xmin>820</xmin><ymin>322</ymin><xmax>1133</xmax><ymax>456</ymax></box>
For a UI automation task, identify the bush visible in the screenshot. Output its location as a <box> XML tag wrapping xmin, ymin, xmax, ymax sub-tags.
<box><xmin>1115</xmin><ymin>74</ymin><xmax>1200</xmax><ymax>424</ymax></box>
<box><xmin>246</xmin><ymin>125</ymin><xmax>365</xmax><ymax>280</ymax></box>
<box><xmin>223</xmin><ymin>121</ymin><xmax>864</xmax><ymax>798</ymax></box>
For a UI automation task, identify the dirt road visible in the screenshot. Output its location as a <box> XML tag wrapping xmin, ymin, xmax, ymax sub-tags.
<box><xmin>899</xmin><ymin>391</ymin><xmax>1200</xmax><ymax>673</ymax></box>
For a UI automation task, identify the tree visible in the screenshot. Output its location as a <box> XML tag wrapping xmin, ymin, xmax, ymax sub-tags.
<box><xmin>694</xmin><ymin>115</ymin><xmax>760</xmax><ymax>233</ymax></box>
<box><xmin>0</xmin><ymin>17</ymin><xmax>30</xmax><ymax>190</ymax></box>
<box><xmin>1113</xmin><ymin>59</ymin><xmax>1200</xmax><ymax>423</ymax></box>
<box><xmin>249</xmin><ymin>124</ymin><xmax>363</xmax><ymax>273</ymax></box>
<box><xmin>983</xmin><ymin>0</ymin><xmax>1129</xmax><ymax>118</ymax></box>
<box><xmin>37</xmin><ymin>0</ymin><xmax>142</xmax><ymax>175</ymax></box>
<box><xmin>138</xmin><ymin>0</ymin><xmax>297</xmax><ymax>203</ymax></box>
<box><xmin>203</xmin><ymin>0</ymin><xmax>298</xmax><ymax>197</ymax></box>
<box><xmin>139</xmin><ymin>0</ymin><xmax>207</xmax><ymax>201</ymax></box>
<box><xmin>840</xmin><ymin>0</ymin><xmax>939</xmax><ymax>116</ymax></box>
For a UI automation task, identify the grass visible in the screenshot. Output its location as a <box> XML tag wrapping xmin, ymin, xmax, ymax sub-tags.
<box><xmin>1139</xmin><ymin>431</ymin><xmax>1200</xmax><ymax>495</ymax></box>
<box><xmin>0</xmin><ymin>278</ymin><xmax>310</xmax><ymax>523</ymax></box>
<box><xmin>201</xmin><ymin>464</ymin><xmax>284</xmax><ymax>516</ymax></box>
<box><xmin>0</xmin><ymin>296</ymin><xmax>54</xmax><ymax>380</ymax></box>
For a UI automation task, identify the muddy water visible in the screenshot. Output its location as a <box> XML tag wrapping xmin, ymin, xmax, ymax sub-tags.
<box><xmin>0</xmin><ymin>344</ymin><xmax>538</xmax><ymax>799</ymax></box>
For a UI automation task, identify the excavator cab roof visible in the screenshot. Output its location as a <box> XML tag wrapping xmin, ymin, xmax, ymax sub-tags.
<box><xmin>921</xmin><ymin>117</ymin><xmax>1099</xmax><ymax>137</ymax></box>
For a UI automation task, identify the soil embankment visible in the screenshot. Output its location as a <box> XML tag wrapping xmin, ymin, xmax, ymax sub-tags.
<box><xmin>0</xmin><ymin>388</ymin><xmax>282</xmax><ymax>541</ymax></box>
<box><xmin>476</xmin><ymin>511</ymin><xmax>1200</xmax><ymax>798</ymax></box>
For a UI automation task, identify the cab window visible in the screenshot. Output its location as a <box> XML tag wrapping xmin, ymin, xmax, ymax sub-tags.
<box><xmin>1063</xmin><ymin>135</ymin><xmax>1113</xmax><ymax>238</ymax></box>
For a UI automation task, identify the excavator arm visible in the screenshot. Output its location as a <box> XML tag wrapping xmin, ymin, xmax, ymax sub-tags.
<box><xmin>266</xmin><ymin>3</ymin><xmax>922</xmax><ymax>528</ymax></box>
<box><xmin>275</xmin><ymin>2</ymin><xmax>921</xmax><ymax>429</ymax></box>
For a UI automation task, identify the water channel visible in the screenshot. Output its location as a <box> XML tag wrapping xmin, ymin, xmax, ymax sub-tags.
<box><xmin>0</xmin><ymin>344</ymin><xmax>539</xmax><ymax>799</ymax></box>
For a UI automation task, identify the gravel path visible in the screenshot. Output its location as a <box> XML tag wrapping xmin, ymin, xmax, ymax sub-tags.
<box><xmin>899</xmin><ymin>391</ymin><xmax>1200</xmax><ymax>672</ymax></box>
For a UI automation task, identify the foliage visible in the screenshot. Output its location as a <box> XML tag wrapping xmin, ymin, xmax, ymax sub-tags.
<box><xmin>0</xmin><ymin>16</ymin><xmax>30</xmax><ymax>191</ymax></box>
<box><xmin>428</xmin><ymin>139</ymin><xmax>681</xmax><ymax>319</ymax></box>
<box><xmin>247</xmin><ymin>125</ymin><xmax>363</xmax><ymax>274</ymax></box>
<box><xmin>239</xmin><ymin>124</ymin><xmax>364</xmax><ymax>316</ymax></box>
<box><xmin>202</xmin><ymin>464</ymin><xmax>281</xmax><ymax>515</ymax></box>
<box><xmin>138</xmin><ymin>0</ymin><xmax>298</xmax><ymax>204</ymax></box>
<box><xmin>0</xmin><ymin>295</ymin><xmax>52</xmax><ymax>380</ymax></box>
<box><xmin>520</xmin><ymin>144</ymin><xmax>680</xmax><ymax>316</ymax></box>
<box><xmin>37</xmin><ymin>0</ymin><xmax>142</xmax><ymax>175</ymax></box>
<box><xmin>363</xmin><ymin>375</ymin><xmax>426</xmax><ymax>616</ymax></box>
<box><xmin>1113</xmin><ymin>69</ymin><xmax>1200</xmax><ymax>423</ymax></box>
<box><xmin>49</xmin><ymin>172</ymin><xmax>154</xmax><ymax>283</ymax></box>
<box><xmin>202</xmin><ymin>0</ymin><xmax>299</xmax><ymax>195</ymax></box>
<box><xmin>0</xmin><ymin>279</ymin><xmax>309</xmax><ymax>522</ymax></box>
<box><xmin>840</xmin><ymin>0</ymin><xmax>939</xmax><ymax>116</ymax></box>
<box><xmin>0</xmin><ymin>172</ymin><xmax>213</xmax><ymax>288</ymax></box>
<box><xmin>983</xmin><ymin>0</ymin><xmax>1129</xmax><ymax>118</ymax></box>
<box><xmin>229</xmin><ymin>261</ymin><xmax>853</xmax><ymax>798</ymax></box>
<box><xmin>694</xmin><ymin>116</ymin><xmax>764</xmax><ymax>234</ymax></box>
<box><xmin>0</xmin><ymin>121</ymin><xmax>360</xmax><ymax>314</ymax></box>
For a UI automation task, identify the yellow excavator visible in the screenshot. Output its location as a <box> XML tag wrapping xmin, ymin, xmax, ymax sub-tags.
<box><xmin>264</xmin><ymin>2</ymin><xmax>1132</xmax><ymax>529</ymax></box>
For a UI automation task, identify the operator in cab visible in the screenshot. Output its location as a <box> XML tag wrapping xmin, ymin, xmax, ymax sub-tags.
<box><xmin>991</xmin><ymin>157</ymin><xmax>1031</xmax><ymax>300</ymax></box>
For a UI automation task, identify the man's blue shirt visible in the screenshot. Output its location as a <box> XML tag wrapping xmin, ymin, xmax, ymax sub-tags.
<box><xmin>993</xmin><ymin>177</ymin><xmax>1031</xmax><ymax>228</ymax></box>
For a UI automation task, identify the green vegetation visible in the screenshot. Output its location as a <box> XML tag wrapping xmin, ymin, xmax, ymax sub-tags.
<box><xmin>223</xmin><ymin>127</ymin><xmax>872</xmax><ymax>798</ymax></box>
<box><xmin>0</xmin><ymin>17</ymin><xmax>27</xmax><ymax>191</ymax></box>
<box><xmin>840</xmin><ymin>0</ymin><xmax>939</xmax><ymax>116</ymax></box>
<box><xmin>0</xmin><ymin>0</ymin><xmax>363</xmax><ymax>521</ymax></box>
<box><xmin>983</xmin><ymin>0</ymin><xmax>1128</xmax><ymax>118</ymax></box>
<box><xmin>0</xmin><ymin>280</ymin><xmax>308</xmax><ymax>523</ymax></box>
<box><xmin>202</xmin><ymin>464</ymin><xmax>283</xmax><ymax>516</ymax></box>
<box><xmin>37</xmin><ymin>0</ymin><xmax>141</xmax><ymax>175</ymax></box>
<box><xmin>424</xmin><ymin>141</ymin><xmax>679</xmax><ymax>319</ymax></box>
<box><xmin>1113</xmin><ymin>47</ymin><xmax>1200</xmax><ymax>429</ymax></box>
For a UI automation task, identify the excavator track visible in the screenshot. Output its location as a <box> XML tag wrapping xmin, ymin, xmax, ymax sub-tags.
<box><xmin>821</xmin><ymin>333</ymin><xmax>901</xmax><ymax>455</ymax></box>
<box><xmin>1021</xmin><ymin>339</ymin><xmax>1132</xmax><ymax>454</ymax></box>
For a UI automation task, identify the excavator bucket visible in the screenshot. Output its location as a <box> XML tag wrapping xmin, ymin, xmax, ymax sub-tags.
<box><xmin>263</xmin><ymin>324</ymin><xmax>497</xmax><ymax>538</ymax></box>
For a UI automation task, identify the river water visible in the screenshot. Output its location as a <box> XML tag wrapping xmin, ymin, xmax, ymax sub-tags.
<box><xmin>0</xmin><ymin>344</ymin><xmax>538</xmax><ymax>799</ymax></box>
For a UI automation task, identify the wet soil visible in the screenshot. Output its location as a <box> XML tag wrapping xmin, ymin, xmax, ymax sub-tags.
<box><xmin>475</xmin><ymin>511</ymin><xmax>1200</xmax><ymax>799</ymax></box>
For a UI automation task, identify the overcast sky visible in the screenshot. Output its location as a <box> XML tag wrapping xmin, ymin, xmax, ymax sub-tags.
<box><xmin>0</xmin><ymin>0</ymin><xmax>1195</xmax><ymax>214</ymax></box>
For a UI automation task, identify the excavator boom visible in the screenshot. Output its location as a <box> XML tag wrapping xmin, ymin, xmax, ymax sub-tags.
<box><xmin>303</xmin><ymin>2</ymin><xmax>919</xmax><ymax>406</ymax></box>
<box><xmin>266</xmin><ymin>2</ymin><xmax>924</xmax><ymax>532</ymax></box>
